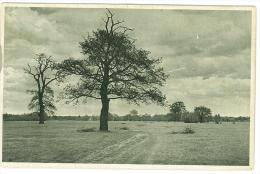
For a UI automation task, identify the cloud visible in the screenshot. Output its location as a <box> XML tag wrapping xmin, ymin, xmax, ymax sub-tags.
<box><xmin>164</xmin><ymin>48</ymin><xmax>251</xmax><ymax>79</ymax></box>
<box><xmin>163</xmin><ymin>76</ymin><xmax>250</xmax><ymax>116</ymax></box>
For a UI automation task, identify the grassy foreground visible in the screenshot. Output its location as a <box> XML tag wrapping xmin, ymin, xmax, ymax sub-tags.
<box><xmin>2</xmin><ymin>121</ymin><xmax>249</xmax><ymax>165</ymax></box>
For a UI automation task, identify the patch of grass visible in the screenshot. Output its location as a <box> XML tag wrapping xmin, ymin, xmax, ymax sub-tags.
<box><xmin>77</xmin><ymin>127</ymin><xmax>96</xmax><ymax>132</ymax></box>
<box><xmin>137</xmin><ymin>124</ymin><xmax>145</xmax><ymax>126</ymax></box>
<box><xmin>3</xmin><ymin>121</ymin><xmax>250</xmax><ymax>165</ymax></box>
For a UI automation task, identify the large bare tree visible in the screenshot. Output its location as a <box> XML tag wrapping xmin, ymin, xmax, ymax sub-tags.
<box><xmin>56</xmin><ymin>9</ymin><xmax>168</xmax><ymax>131</ymax></box>
<box><xmin>24</xmin><ymin>53</ymin><xmax>60</xmax><ymax>124</ymax></box>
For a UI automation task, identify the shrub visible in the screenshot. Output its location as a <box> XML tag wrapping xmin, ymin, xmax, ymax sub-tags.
<box><xmin>181</xmin><ymin>126</ymin><xmax>195</xmax><ymax>134</ymax></box>
<box><xmin>170</xmin><ymin>126</ymin><xmax>195</xmax><ymax>134</ymax></box>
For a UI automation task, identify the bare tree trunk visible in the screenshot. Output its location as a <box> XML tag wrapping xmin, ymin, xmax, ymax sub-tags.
<box><xmin>199</xmin><ymin>115</ymin><xmax>203</xmax><ymax>123</ymax></box>
<box><xmin>99</xmin><ymin>63</ymin><xmax>110</xmax><ymax>131</ymax></box>
<box><xmin>38</xmin><ymin>93</ymin><xmax>45</xmax><ymax>124</ymax></box>
<box><xmin>100</xmin><ymin>65</ymin><xmax>110</xmax><ymax>131</ymax></box>
<box><xmin>39</xmin><ymin>109</ymin><xmax>44</xmax><ymax>124</ymax></box>
<box><xmin>100</xmin><ymin>97</ymin><xmax>109</xmax><ymax>131</ymax></box>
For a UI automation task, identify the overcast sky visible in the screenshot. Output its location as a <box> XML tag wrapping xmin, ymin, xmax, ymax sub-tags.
<box><xmin>3</xmin><ymin>7</ymin><xmax>252</xmax><ymax>116</ymax></box>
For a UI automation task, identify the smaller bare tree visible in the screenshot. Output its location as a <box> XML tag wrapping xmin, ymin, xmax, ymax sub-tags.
<box><xmin>24</xmin><ymin>53</ymin><xmax>60</xmax><ymax>124</ymax></box>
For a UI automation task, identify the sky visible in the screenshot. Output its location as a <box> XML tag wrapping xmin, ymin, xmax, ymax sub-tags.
<box><xmin>3</xmin><ymin>7</ymin><xmax>252</xmax><ymax>116</ymax></box>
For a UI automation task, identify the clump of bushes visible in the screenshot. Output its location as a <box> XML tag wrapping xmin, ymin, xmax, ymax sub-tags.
<box><xmin>170</xmin><ymin>126</ymin><xmax>195</xmax><ymax>134</ymax></box>
<box><xmin>77</xmin><ymin>127</ymin><xmax>96</xmax><ymax>132</ymax></box>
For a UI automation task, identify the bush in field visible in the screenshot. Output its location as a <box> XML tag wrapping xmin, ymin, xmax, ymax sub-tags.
<box><xmin>170</xmin><ymin>125</ymin><xmax>195</xmax><ymax>134</ymax></box>
<box><xmin>182</xmin><ymin>126</ymin><xmax>195</xmax><ymax>134</ymax></box>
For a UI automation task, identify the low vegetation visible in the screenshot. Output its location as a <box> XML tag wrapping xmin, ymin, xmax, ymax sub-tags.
<box><xmin>2</xmin><ymin>121</ymin><xmax>250</xmax><ymax>165</ymax></box>
<box><xmin>170</xmin><ymin>125</ymin><xmax>195</xmax><ymax>134</ymax></box>
<box><xmin>182</xmin><ymin>126</ymin><xmax>195</xmax><ymax>134</ymax></box>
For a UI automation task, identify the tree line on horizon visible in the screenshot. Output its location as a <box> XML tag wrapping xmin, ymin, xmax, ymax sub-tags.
<box><xmin>3</xmin><ymin>100</ymin><xmax>250</xmax><ymax>124</ymax></box>
<box><xmin>2</xmin><ymin>113</ymin><xmax>250</xmax><ymax>123</ymax></box>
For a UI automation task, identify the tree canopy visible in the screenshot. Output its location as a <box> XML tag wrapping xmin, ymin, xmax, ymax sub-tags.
<box><xmin>194</xmin><ymin>106</ymin><xmax>212</xmax><ymax>123</ymax></box>
<box><xmin>56</xmin><ymin>9</ymin><xmax>168</xmax><ymax>130</ymax></box>
<box><xmin>170</xmin><ymin>101</ymin><xmax>186</xmax><ymax>115</ymax></box>
<box><xmin>169</xmin><ymin>101</ymin><xmax>186</xmax><ymax>121</ymax></box>
<box><xmin>27</xmin><ymin>87</ymin><xmax>56</xmax><ymax>116</ymax></box>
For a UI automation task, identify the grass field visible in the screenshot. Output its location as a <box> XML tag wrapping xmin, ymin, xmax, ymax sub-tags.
<box><xmin>2</xmin><ymin>121</ymin><xmax>250</xmax><ymax>165</ymax></box>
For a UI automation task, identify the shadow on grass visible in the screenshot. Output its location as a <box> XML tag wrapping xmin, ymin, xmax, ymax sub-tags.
<box><xmin>77</xmin><ymin>127</ymin><xmax>115</xmax><ymax>133</ymax></box>
<box><xmin>119</xmin><ymin>126</ymin><xmax>130</xmax><ymax>130</ymax></box>
<box><xmin>76</xmin><ymin>127</ymin><xmax>96</xmax><ymax>133</ymax></box>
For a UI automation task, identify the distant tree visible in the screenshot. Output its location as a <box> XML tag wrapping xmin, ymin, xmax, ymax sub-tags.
<box><xmin>141</xmin><ymin>114</ymin><xmax>152</xmax><ymax>121</ymax></box>
<box><xmin>214</xmin><ymin>114</ymin><xmax>221</xmax><ymax>124</ymax></box>
<box><xmin>207</xmin><ymin>115</ymin><xmax>213</xmax><ymax>122</ymax></box>
<box><xmin>56</xmin><ymin>9</ymin><xmax>168</xmax><ymax>131</ymax></box>
<box><xmin>24</xmin><ymin>53</ymin><xmax>61</xmax><ymax>124</ymax></box>
<box><xmin>169</xmin><ymin>101</ymin><xmax>186</xmax><ymax>121</ymax></box>
<box><xmin>130</xmin><ymin>109</ymin><xmax>138</xmax><ymax>116</ymax></box>
<box><xmin>182</xmin><ymin>112</ymin><xmax>199</xmax><ymax>123</ymax></box>
<box><xmin>194</xmin><ymin>106</ymin><xmax>212</xmax><ymax>123</ymax></box>
<box><xmin>108</xmin><ymin>112</ymin><xmax>114</xmax><ymax>121</ymax></box>
<box><xmin>153</xmin><ymin>114</ymin><xmax>169</xmax><ymax>121</ymax></box>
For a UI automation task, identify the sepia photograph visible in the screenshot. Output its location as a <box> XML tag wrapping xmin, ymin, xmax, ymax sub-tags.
<box><xmin>0</xmin><ymin>4</ymin><xmax>256</xmax><ymax>168</ymax></box>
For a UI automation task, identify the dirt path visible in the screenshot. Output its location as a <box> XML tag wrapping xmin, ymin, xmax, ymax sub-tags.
<box><xmin>76</xmin><ymin>129</ymin><xmax>165</xmax><ymax>164</ymax></box>
<box><xmin>144</xmin><ymin>133</ymin><xmax>162</xmax><ymax>164</ymax></box>
<box><xmin>77</xmin><ymin>133</ymin><xmax>150</xmax><ymax>163</ymax></box>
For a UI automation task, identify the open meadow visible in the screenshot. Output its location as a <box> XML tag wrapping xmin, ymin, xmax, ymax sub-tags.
<box><xmin>2</xmin><ymin>121</ymin><xmax>250</xmax><ymax>165</ymax></box>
